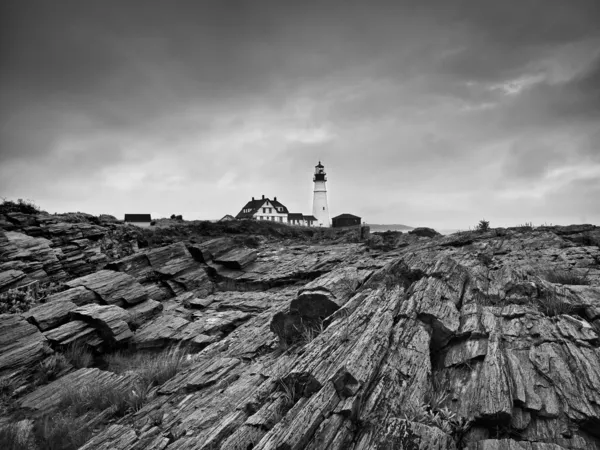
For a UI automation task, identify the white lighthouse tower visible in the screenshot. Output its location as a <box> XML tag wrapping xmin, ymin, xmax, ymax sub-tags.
<box><xmin>312</xmin><ymin>161</ymin><xmax>331</xmax><ymax>227</ymax></box>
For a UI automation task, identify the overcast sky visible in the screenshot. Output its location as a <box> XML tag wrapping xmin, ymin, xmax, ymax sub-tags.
<box><xmin>1</xmin><ymin>1</ymin><xmax>599</xmax><ymax>229</ymax></box>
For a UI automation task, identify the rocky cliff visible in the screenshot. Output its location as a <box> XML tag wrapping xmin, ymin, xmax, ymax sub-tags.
<box><xmin>1</xmin><ymin>210</ymin><xmax>600</xmax><ymax>450</ymax></box>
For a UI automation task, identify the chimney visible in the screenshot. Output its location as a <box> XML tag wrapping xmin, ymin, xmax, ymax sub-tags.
<box><xmin>274</xmin><ymin>196</ymin><xmax>277</xmax><ymax>201</ymax></box>
<box><xmin>262</xmin><ymin>195</ymin><xmax>265</xmax><ymax>200</ymax></box>
<box><xmin>252</xmin><ymin>197</ymin><xmax>254</xmax><ymax>201</ymax></box>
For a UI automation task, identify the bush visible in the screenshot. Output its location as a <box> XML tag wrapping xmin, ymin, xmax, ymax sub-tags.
<box><xmin>476</xmin><ymin>219</ymin><xmax>490</xmax><ymax>232</ymax></box>
<box><xmin>544</xmin><ymin>270</ymin><xmax>590</xmax><ymax>286</ymax></box>
<box><xmin>0</xmin><ymin>198</ymin><xmax>41</xmax><ymax>215</ymax></box>
<box><xmin>0</xmin><ymin>289</ymin><xmax>36</xmax><ymax>314</ymax></box>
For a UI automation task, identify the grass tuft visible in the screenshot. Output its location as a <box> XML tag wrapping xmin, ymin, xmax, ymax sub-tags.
<box><xmin>32</xmin><ymin>412</ymin><xmax>93</xmax><ymax>450</ymax></box>
<box><xmin>106</xmin><ymin>346</ymin><xmax>189</xmax><ymax>387</ymax></box>
<box><xmin>63</xmin><ymin>342</ymin><xmax>94</xmax><ymax>369</ymax></box>
<box><xmin>544</xmin><ymin>269</ymin><xmax>590</xmax><ymax>286</ymax></box>
<box><xmin>536</xmin><ymin>289</ymin><xmax>575</xmax><ymax>317</ymax></box>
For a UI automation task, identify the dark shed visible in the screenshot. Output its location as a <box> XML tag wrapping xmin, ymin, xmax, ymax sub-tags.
<box><xmin>332</xmin><ymin>213</ymin><xmax>361</xmax><ymax>228</ymax></box>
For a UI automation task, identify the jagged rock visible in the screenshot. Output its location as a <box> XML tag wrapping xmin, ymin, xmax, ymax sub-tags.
<box><xmin>3</xmin><ymin>215</ymin><xmax>600</xmax><ymax>449</ymax></box>
<box><xmin>126</xmin><ymin>299</ymin><xmax>163</xmax><ymax>328</ymax></box>
<box><xmin>214</xmin><ymin>248</ymin><xmax>258</xmax><ymax>269</ymax></box>
<box><xmin>24</xmin><ymin>299</ymin><xmax>78</xmax><ymax>331</ymax></box>
<box><xmin>46</xmin><ymin>286</ymin><xmax>99</xmax><ymax>306</ymax></box>
<box><xmin>66</xmin><ymin>269</ymin><xmax>147</xmax><ymax>306</ymax></box>
<box><xmin>70</xmin><ymin>304</ymin><xmax>133</xmax><ymax>344</ymax></box>
<box><xmin>0</xmin><ymin>314</ymin><xmax>51</xmax><ymax>385</ymax></box>
<box><xmin>105</xmin><ymin>252</ymin><xmax>153</xmax><ymax>280</ymax></box>
<box><xmin>19</xmin><ymin>368</ymin><xmax>131</xmax><ymax>414</ymax></box>
<box><xmin>290</xmin><ymin>288</ymin><xmax>340</xmax><ymax>320</ymax></box>
<box><xmin>43</xmin><ymin>320</ymin><xmax>103</xmax><ymax>348</ymax></box>
<box><xmin>0</xmin><ymin>269</ymin><xmax>26</xmax><ymax>291</ymax></box>
<box><xmin>130</xmin><ymin>315</ymin><xmax>192</xmax><ymax>350</ymax></box>
<box><xmin>186</xmin><ymin>237</ymin><xmax>236</xmax><ymax>263</ymax></box>
<box><xmin>146</xmin><ymin>242</ymin><xmax>197</xmax><ymax>276</ymax></box>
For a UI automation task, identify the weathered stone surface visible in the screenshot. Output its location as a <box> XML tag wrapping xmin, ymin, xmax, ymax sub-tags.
<box><xmin>70</xmin><ymin>304</ymin><xmax>133</xmax><ymax>344</ymax></box>
<box><xmin>46</xmin><ymin>286</ymin><xmax>99</xmax><ymax>306</ymax></box>
<box><xmin>66</xmin><ymin>269</ymin><xmax>147</xmax><ymax>306</ymax></box>
<box><xmin>130</xmin><ymin>315</ymin><xmax>191</xmax><ymax>349</ymax></box>
<box><xmin>186</xmin><ymin>237</ymin><xmax>236</xmax><ymax>263</ymax></box>
<box><xmin>0</xmin><ymin>269</ymin><xmax>26</xmax><ymax>291</ymax></box>
<box><xmin>0</xmin><ymin>314</ymin><xmax>50</xmax><ymax>384</ymax></box>
<box><xmin>19</xmin><ymin>368</ymin><xmax>131</xmax><ymax>414</ymax></box>
<box><xmin>145</xmin><ymin>242</ymin><xmax>197</xmax><ymax>276</ymax></box>
<box><xmin>126</xmin><ymin>299</ymin><xmax>163</xmax><ymax>328</ymax></box>
<box><xmin>214</xmin><ymin>248</ymin><xmax>258</xmax><ymax>269</ymax></box>
<box><xmin>3</xmin><ymin>219</ymin><xmax>600</xmax><ymax>449</ymax></box>
<box><xmin>24</xmin><ymin>299</ymin><xmax>78</xmax><ymax>331</ymax></box>
<box><xmin>43</xmin><ymin>320</ymin><xmax>103</xmax><ymax>348</ymax></box>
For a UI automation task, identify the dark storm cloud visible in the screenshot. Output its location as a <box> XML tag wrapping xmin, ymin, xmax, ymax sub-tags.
<box><xmin>1</xmin><ymin>0</ymin><xmax>599</xmax><ymax>225</ymax></box>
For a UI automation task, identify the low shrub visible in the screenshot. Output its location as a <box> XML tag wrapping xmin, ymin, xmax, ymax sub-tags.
<box><xmin>0</xmin><ymin>289</ymin><xmax>36</xmax><ymax>314</ymax></box>
<box><xmin>0</xmin><ymin>198</ymin><xmax>41</xmax><ymax>215</ymax></box>
<box><xmin>476</xmin><ymin>219</ymin><xmax>490</xmax><ymax>232</ymax></box>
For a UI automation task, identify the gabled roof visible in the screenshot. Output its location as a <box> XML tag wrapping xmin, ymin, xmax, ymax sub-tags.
<box><xmin>332</xmin><ymin>213</ymin><xmax>361</xmax><ymax>220</ymax></box>
<box><xmin>271</xmin><ymin>199</ymin><xmax>289</xmax><ymax>214</ymax></box>
<box><xmin>235</xmin><ymin>197</ymin><xmax>288</xmax><ymax>219</ymax></box>
<box><xmin>218</xmin><ymin>214</ymin><xmax>235</xmax><ymax>222</ymax></box>
<box><xmin>124</xmin><ymin>214</ymin><xmax>151</xmax><ymax>222</ymax></box>
<box><xmin>303</xmin><ymin>215</ymin><xmax>317</xmax><ymax>221</ymax></box>
<box><xmin>288</xmin><ymin>213</ymin><xmax>304</xmax><ymax>220</ymax></box>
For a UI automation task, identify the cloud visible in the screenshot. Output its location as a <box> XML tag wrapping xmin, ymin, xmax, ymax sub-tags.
<box><xmin>0</xmin><ymin>0</ymin><xmax>599</xmax><ymax>227</ymax></box>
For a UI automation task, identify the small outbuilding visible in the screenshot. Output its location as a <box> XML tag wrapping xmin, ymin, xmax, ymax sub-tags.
<box><xmin>218</xmin><ymin>214</ymin><xmax>235</xmax><ymax>222</ymax></box>
<box><xmin>332</xmin><ymin>213</ymin><xmax>361</xmax><ymax>228</ymax></box>
<box><xmin>124</xmin><ymin>214</ymin><xmax>152</xmax><ymax>228</ymax></box>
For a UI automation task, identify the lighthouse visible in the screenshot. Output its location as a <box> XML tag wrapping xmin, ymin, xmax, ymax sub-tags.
<box><xmin>312</xmin><ymin>161</ymin><xmax>331</xmax><ymax>227</ymax></box>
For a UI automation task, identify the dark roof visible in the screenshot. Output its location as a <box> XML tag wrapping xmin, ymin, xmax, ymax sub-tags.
<box><xmin>235</xmin><ymin>197</ymin><xmax>288</xmax><ymax>219</ymax></box>
<box><xmin>288</xmin><ymin>213</ymin><xmax>304</xmax><ymax>220</ymax></box>
<box><xmin>271</xmin><ymin>199</ymin><xmax>289</xmax><ymax>214</ymax></box>
<box><xmin>218</xmin><ymin>215</ymin><xmax>235</xmax><ymax>222</ymax></box>
<box><xmin>124</xmin><ymin>214</ymin><xmax>151</xmax><ymax>222</ymax></box>
<box><xmin>332</xmin><ymin>213</ymin><xmax>361</xmax><ymax>220</ymax></box>
<box><xmin>303</xmin><ymin>215</ymin><xmax>317</xmax><ymax>221</ymax></box>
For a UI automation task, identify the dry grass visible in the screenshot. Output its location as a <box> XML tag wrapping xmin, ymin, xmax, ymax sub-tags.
<box><xmin>32</xmin><ymin>412</ymin><xmax>93</xmax><ymax>450</ymax></box>
<box><xmin>63</xmin><ymin>342</ymin><xmax>93</xmax><ymax>369</ymax></box>
<box><xmin>106</xmin><ymin>346</ymin><xmax>190</xmax><ymax>387</ymax></box>
<box><xmin>536</xmin><ymin>289</ymin><xmax>575</xmax><ymax>317</ymax></box>
<box><xmin>544</xmin><ymin>269</ymin><xmax>590</xmax><ymax>286</ymax></box>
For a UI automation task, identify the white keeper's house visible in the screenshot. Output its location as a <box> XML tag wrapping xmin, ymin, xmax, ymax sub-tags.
<box><xmin>235</xmin><ymin>195</ymin><xmax>317</xmax><ymax>227</ymax></box>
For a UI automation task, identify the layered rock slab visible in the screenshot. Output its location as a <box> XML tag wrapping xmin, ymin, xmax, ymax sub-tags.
<box><xmin>66</xmin><ymin>269</ymin><xmax>147</xmax><ymax>306</ymax></box>
<box><xmin>0</xmin><ymin>314</ymin><xmax>51</xmax><ymax>384</ymax></box>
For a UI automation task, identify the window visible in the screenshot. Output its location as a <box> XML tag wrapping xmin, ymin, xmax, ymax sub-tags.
<box><xmin>268</xmin><ymin>208</ymin><xmax>272</xmax><ymax>213</ymax></box>
<box><xmin>323</xmin><ymin>207</ymin><xmax>325</xmax><ymax>210</ymax></box>
<box><xmin>263</xmin><ymin>208</ymin><xmax>266</xmax><ymax>213</ymax></box>
<box><xmin>279</xmin><ymin>217</ymin><xmax>282</xmax><ymax>222</ymax></box>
